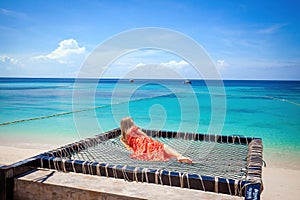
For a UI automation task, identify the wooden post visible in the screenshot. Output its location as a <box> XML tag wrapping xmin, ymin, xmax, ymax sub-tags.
<box><xmin>0</xmin><ymin>155</ymin><xmax>42</xmax><ymax>200</ymax></box>
<box><xmin>0</xmin><ymin>166</ymin><xmax>14</xmax><ymax>200</ymax></box>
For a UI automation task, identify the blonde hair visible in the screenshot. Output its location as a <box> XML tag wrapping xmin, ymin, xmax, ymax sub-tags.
<box><xmin>120</xmin><ymin>117</ymin><xmax>134</xmax><ymax>144</ymax></box>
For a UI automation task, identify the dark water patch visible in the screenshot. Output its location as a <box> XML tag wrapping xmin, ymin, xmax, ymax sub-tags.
<box><xmin>211</xmin><ymin>94</ymin><xmax>226</xmax><ymax>98</ymax></box>
<box><xmin>238</xmin><ymin>96</ymin><xmax>272</xmax><ymax>100</ymax></box>
<box><xmin>0</xmin><ymin>85</ymin><xmax>69</xmax><ymax>90</ymax></box>
<box><xmin>248</xmin><ymin>122</ymin><xmax>280</xmax><ymax>130</ymax></box>
<box><xmin>0</xmin><ymin>77</ymin><xmax>75</xmax><ymax>83</ymax></box>
<box><xmin>223</xmin><ymin>80</ymin><xmax>300</xmax><ymax>88</ymax></box>
<box><xmin>153</xmin><ymin>93</ymin><xmax>177</xmax><ymax>98</ymax></box>
<box><xmin>228</xmin><ymin>108</ymin><xmax>261</xmax><ymax>114</ymax></box>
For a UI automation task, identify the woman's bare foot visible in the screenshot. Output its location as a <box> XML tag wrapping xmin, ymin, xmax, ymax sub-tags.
<box><xmin>177</xmin><ymin>156</ymin><xmax>192</xmax><ymax>164</ymax></box>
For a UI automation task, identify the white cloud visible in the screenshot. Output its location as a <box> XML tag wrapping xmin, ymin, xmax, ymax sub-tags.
<box><xmin>258</xmin><ymin>24</ymin><xmax>287</xmax><ymax>34</ymax></box>
<box><xmin>0</xmin><ymin>55</ymin><xmax>17</xmax><ymax>64</ymax></box>
<box><xmin>134</xmin><ymin>60</ymin><xmax>189</xmax><ymax>70</ymax></box>
<box><xmin>0</xmin><ymin>39</ymin><xmax>86</xmax><ymax>77</ymax></box>
<box><xmin>216</xmin><ymin>59</ymin><xmax>228</xmax><ymax>68</ymax></box>
<box><xmin>0</xmin><ymin>8</ymin><xmax>27</xmax><ymax>19</ymax></box>
<box><xmin>101</xmin><ymin>59</ymin><xmax>196</xmax><ymax>79</ymax></box>
<box><xmin>160</xmin><ymin>60</ymin><xmax>189</xmax><ymax>68</ymax></box>
<box><xmin>0</xmin><ymin>8</ymin><xmax>15</xmax><ymax>16</ymax></box>
<box><xmin>136</xmin><ymin>62</ymin><xmax>146</xmax><ymax>67</ymax></box>
<box><xmin>131</xmin><ymin>64</ymin><xmax>184</xmax><ymax>79</ymax></box>
<box><xmin>35</xmin><ymin>39</ymin><xmax>86</xmax><ymax>64</ymax></box>
<box><xmin>0</xmin><ymin>55</ymin><xmax>21</xmax><ymax>77</ymax></box>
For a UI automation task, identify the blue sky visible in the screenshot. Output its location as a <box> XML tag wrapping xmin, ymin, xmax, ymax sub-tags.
<box><xmin>0</xmin><ymin>0</ymin><xmax>299</xmax><ymax>80</ymax></box>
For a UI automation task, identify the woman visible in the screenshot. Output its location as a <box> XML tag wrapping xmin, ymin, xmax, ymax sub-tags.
<box><xmin>120</xmin><ymin>117</ymin><xmax>192</xmax><ymax>163</ymax></box>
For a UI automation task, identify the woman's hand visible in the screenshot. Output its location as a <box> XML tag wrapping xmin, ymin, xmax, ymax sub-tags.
<box><xmin>120</xmin><ymin>137</ymin><xmax>132</xmax><ymax>150</ymax></box>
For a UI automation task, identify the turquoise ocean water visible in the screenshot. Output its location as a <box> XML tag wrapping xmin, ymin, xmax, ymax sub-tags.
<box><xmin>0</xmin><ymin>78</ymin><xmax>299</xmax><ymax>169</ymax></box>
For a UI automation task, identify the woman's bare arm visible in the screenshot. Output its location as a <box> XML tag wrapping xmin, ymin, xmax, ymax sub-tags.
<box><xmin>120</xmin><ymin>137</ymin><xmax>132</xmax><ymax>150</ymax></box>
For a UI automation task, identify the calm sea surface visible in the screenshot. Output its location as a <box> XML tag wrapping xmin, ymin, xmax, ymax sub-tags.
<box><xmin>0</xmin><ymin>78</ymin><xmax>299</xmax><ymax>168</ymax></box>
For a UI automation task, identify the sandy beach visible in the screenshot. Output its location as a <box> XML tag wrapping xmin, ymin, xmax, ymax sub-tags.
<box><xmin>261</xmin><ymin>166</ymin><xmax>300</xmax><ymax>200</ymax></box>
<box><xmin>0</xmin><ymin>145</ymin><xmax>51</xmax><ymax>166</ymax></box>
<box><xmin>1</xmin><ymin>144</ymin><xmax>299</xmax><ymax>199</ymax></box>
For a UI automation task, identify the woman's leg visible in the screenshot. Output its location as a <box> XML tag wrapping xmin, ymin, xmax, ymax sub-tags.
<box><xmin>164</xmin><ymin>145</ymin><xmax>192</xmax><ymax>163</ymax></box>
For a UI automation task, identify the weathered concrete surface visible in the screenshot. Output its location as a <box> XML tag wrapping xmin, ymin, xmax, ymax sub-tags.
<box><xmin>14</xmin><ymin>169</ymin><xmax>243</xmax><ymax>200</ymax></box>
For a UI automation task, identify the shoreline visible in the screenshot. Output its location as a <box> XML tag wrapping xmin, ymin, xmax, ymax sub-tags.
<box><xmin>0</xmin><ymin>144</ymin><xmax>299</xmax><ymax>199</ymax></box>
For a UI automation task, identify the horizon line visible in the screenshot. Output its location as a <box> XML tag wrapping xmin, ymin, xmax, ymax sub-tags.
<box><xmin>0</xmin><ymin>76</ymin><xmax>299</xmax><ymax>81</ymax></box>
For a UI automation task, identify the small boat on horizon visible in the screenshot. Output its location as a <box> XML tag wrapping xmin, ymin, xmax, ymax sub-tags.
<box><xmin>183</xmin><ymin>80</ymin><xmax>191</xmax><ymax>84</ymax></box>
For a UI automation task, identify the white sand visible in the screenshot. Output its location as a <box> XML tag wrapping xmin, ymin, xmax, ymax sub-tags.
<box><xmin>261</xmin><ymin>166</ymin><xmax>300</xmax><ymax>200</ymax></box>
<box><xmin>0</xmin><ymin>143</ymin><xmax>61</xmax><ymax>166</ymax></box>
<box><xmin>1</xmin><ymin>145</ymin><xmax>299</xmax><ymax>199</ymax></box>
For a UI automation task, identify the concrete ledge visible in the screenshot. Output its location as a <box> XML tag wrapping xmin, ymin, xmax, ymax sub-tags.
<box><xmin>14</xmin><ymin>169</ymin><xmax>243</xmax><ymax>200</ymax></box>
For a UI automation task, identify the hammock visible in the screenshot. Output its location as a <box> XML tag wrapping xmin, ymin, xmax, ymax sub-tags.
<box><xmin>67</xmin><ymin>136</ymin><xmax>248</xmax><ymax>180</ymax></box>
<box><xmin>38</xmin><ymin>128</ymin><xmax>263</xmax><ymax>198</ymax></box>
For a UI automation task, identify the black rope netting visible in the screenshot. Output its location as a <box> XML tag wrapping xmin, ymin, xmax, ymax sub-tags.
<box><xmin>60</xmin><ymin>136</ymin><xmax>248</xmax><ymax>180</ymax></box>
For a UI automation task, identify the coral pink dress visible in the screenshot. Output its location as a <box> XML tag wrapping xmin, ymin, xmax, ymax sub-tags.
<box><xmin>126</xmin><ymin>126</ymin><xmax>172</xmax><ymax>161</ymax></box>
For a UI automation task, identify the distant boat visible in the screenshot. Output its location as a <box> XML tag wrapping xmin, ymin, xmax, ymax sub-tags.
<box><xmin>183</xmin><ymin>80</ymin><xmax>191</xmax><ymax>84</ymax></box>
<box><xmin>129</xmin><ymin>79</ymin><xmax>134</xmax><ymax>83</ymax></box>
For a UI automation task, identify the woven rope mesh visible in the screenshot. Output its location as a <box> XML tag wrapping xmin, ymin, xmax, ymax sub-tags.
<box><xmin>61</xmin><ymin>136</ymin><xmax>248</xmax><ymax>180</ymax></box>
